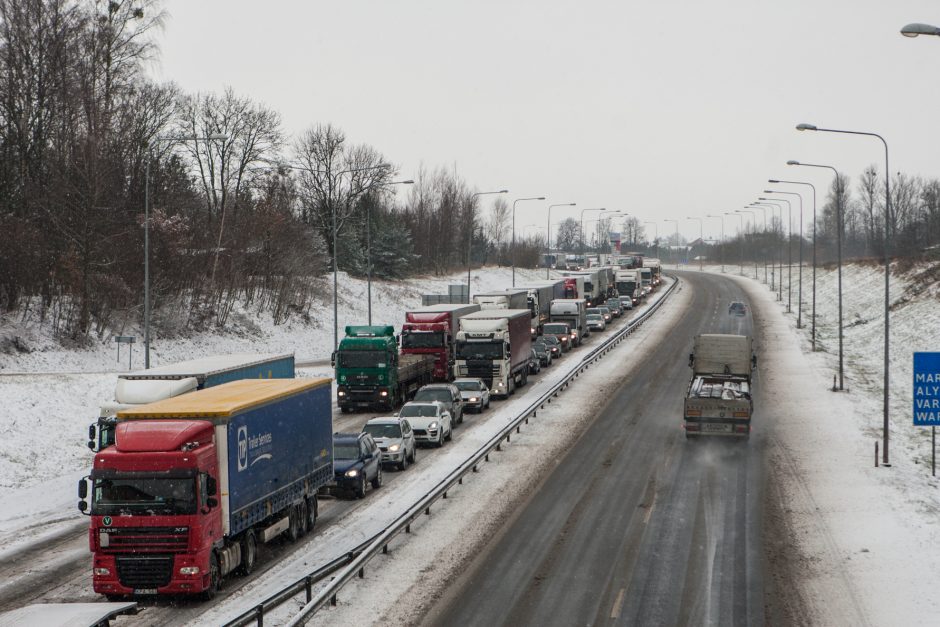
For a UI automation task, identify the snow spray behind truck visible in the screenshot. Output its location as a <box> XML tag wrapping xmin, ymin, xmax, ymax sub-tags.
<box><xmin>78</xmin><ymin>378</ymin><xmax>333</xmax><ymax>598</ymax></box>
<box><xmin>684</xmin><ymin>334</ymin><xmax>756</xmax><ymax>439</ymax></box>
<box><xmin>89</xmin><ymin>354</ymin><xmax>296</xmax><ymax>452</ymax></box>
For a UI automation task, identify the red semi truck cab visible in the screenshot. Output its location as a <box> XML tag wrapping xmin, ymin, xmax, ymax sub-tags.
<box><xmin>400</xmin><ymin>304</ymin><xmax>480</xmax><ymax>381</ymax></box>
<box><xmin>85</xmin><ymin>420</ymin><xmax>222</xmax><ymax>597</ymax></box>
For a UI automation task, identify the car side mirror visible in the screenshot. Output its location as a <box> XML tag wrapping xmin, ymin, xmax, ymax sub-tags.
<box><xmin>78</xmin><ymin>478</ymin><xmax>88</xmax><ymax>499</ymax></box>
<box><xmin>752</xmin><ymin>355</ymin><xmax>757</xmax><ymax>367</ymax></box>
<box><xmin>688</xmin><ymin>353</ymin><xmax>694</xmax><ymax>368</ymax></box>
<box><xmin>206</xmin><ymin>497</ymin><xmax>218</xmax><ymax>508</ymax></box>
<box><xmin>206</xmin><ymin>476</ymin><xmax>217</xmax><ymax>496</ymax></box>
<box><xmin>330</xmin><ymin>351</ymin><xmax>336</xmax><ymax>368</ymax></box>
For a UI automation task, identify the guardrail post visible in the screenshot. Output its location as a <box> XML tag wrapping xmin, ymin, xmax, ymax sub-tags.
<box><xmin>425</xmin><ymin>506</ymin><xmax>431</xmax><ymax>516</ymax></box>
<box><xmin>517</xmin><ymin>425</ymin><xmax>522</xmax><ymax>433</ymax></box>
<box><xmin>406</xmin><ymin>523</ymin><xmax>411</xmax><ymax>533</ymax></box>
<box><xmin>458</xmin><ymin>477</ymin><xmax>463</xmax><ymax>485</ymax></box>
<box><xmin>473</xmin><ymin>465</ymin><xmax>478</xmax><ymax>472</ymax></box>
<box><xmin>330</xmin><ymin>594</ymin><xmax>337</xmax><ymax>607</ymax></box>
<box><xmin>358</xmin><ymin>567</ymin><xmax>364</xmax><ymax>579</ymax></box>
<box><xmin>443</xmin><ymin>491</ymin><xmax>448</xmax><ymax>499</ymax></box>
<box><xmin>383</xmin><ymin>544</ymin><xmax>388</xmax><ymax>554</ymax></box>
<box><xmin>496</xmin><ymin>443</ymin><xmax>501</xmax><ymax>451</ymax></box>
<box><xmin>506</xmin><ymin>433</ymin><xmax>511</xmax><ymax>443</ymax></box>
<box><xmin>305</xmin><ymin>576</ymin><xmax>312</xmax><ymax>602</ymax></box>
<box><xmin>255</xmin><ymin>604</ymin><xmax>264</xmax><ymax>627</ymax></box>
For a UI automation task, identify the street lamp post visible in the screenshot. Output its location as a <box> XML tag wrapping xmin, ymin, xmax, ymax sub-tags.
<box><xmin>685</xmin><ymin>217</ymin><xmax>703</xmax><ymax>271</ymax></box>
<box><xmin>580</xmin><ymin>208</ymin><xmax>607</xmax><ymax>259</ymax></box>
<box><xmin>748</xmin><ymin>204</ymin><xmax>769</xmax><ymax>285</ymax></box>
<box><xmin>706</xmin><ymin>214</ymin><xmax>725</xmax><ymax>272</ymax></box>
<box><xmin>144</xmin><ymin>133</ymin><xmax>228</xmax><ymax>368</ymax></box>
<box><xmin>512</xmin><ymin>196</ymin><xmax>546</xmax><ymax>286</ymax></box>
<box><xmin>467</xmin><ymin>190</ymin><xmax>509</xmax><ymax>301</ymax></box>
<box><xmin>766</xmin><ymin>188</ymin><xmax>804</xmax><ymax>327</ymax></box>
<box><xmin>546</xmin><ymin>203</ymin><xmax>577</xmax><ymax>278</ymax></box>
<box><xmin>796</xmin><ymin>122</ymin><xmax>892</xmax><ymax>465</ymax></box>
<box><xmin>761</xmin><ymin>196</ymin><xmax>793</xmax><ymax>313</ymax></box>
<box><xmin>736</xmin><ymin>210</ymin><xmax>759</xmax><ymax>278</ymax></box>
<box><xmin>773</xmin><ymin>175</ymin><xmax>817</xmax><ymax>347</ymax></box>
<box><xmin>755</xmin><ymin>202</ymin><xmax>783</xmax><ymax>299</ymax></box>
<box><xmin>664</xmin><ymin>219</ymin><xmax>679</xmax><ymax>268</ymax></box>
<box><xmin>366</xmin><ymin>179</ymin><xmax>414</xmax><ymax>324</ymax></box>
<box><xmin>725</xmin><ymin>212</ymin><xmax>744</xmax><ymax>275</ymax></box>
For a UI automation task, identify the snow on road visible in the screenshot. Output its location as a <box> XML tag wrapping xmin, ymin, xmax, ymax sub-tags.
<box><xmin>699</xmin><ymin>263</ymin><xmax>940</xmax><ymax>626</ymax></box>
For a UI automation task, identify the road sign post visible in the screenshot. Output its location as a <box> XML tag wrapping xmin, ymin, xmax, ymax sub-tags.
<box><xmin>913</xmin><ymin>352</ymin><xmax>940</xmax><ymax>475</ymax></box>
<box><xmin>114</xmin><ymin>336</ymin><xmax>136</xmax><ymax>370</ymax></box>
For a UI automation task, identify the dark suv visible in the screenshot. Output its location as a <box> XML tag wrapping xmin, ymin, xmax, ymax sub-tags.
<box><xmin>332</xmin><ymin>432</ymin><xmax>383</xmax><ymax>498</ymax></box>
<box><xmin>729</xmin><ymin>301</ymin><xmax>747</xmax><ymax>316</ymax></box>
<box><xmin>413</xmin><ymin>383</ymin><xmax>465</xmax><ymax>425</ymax></box>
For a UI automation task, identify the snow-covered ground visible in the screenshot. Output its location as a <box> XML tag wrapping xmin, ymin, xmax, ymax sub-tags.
<box><xmin>692</xmin><ymin>261</ymin><xmax>940</xmax><ymax>625</ymax></box>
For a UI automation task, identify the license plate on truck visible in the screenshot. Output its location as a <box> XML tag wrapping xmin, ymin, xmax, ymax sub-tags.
<box><xmin>701</xmin><ymin>423</ymin><xmax>732</xmax><ymax>433</ymax></box>
<box><xmin>134</xmin><ymin>588</ymin><xmax>158</xmax><ymax>595</ymax></box>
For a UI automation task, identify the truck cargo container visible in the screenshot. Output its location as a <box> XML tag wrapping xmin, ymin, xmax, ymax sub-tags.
<box><xmin>472</xmin><ymin>289</ymin><xmax>528</xmax><ymax>311</ymax></box>
<box><xmin>684</xmin><ymin>334</ymin><xmax>756</xmax><ymax>439</ymax></box>
<box><xmin>640</xmin><ymin>268</ymin><xmax>653</xmax><ymax>294</ymax></box>
<box><xmin>644</xmin><ymin>258</ymin><xmax>662</xmax><ymax>286</ymax></box>
<box><xmin>516</xmin><ymin>280</ymin><xmax>565</xmax><ymax>337</ymax></box>
<box><xmin>334</xmin><ymin>326</ymin><xmax>435</xmax><ymax>411</ymax></box>
<box><xmin>89</xmin><ymin>354</ymin><xmax>296</xmax><ymax>452</ymax></box>
<box><xmin>78</xmin><ymin>378</ymin><xmax>333</xmax><ymax>599</ymax></box>
<box><xmin>400</xmin><ymin>303</ymin><xmax>480</xmax><ymax>381</ymax></box>
<box><xmin>563</xmin><ymin>270</ymin><xmax>602</xmax><ymax>306</ymax></box>
<box><xmin>454</xmin><ymin>309</ymin><xmax>532</xmax><ymax>397</ymax></box>
<box><xmin>549</xmin><ymin>299</ymin><xmax>588</xmax><ymax>345</ymax></box>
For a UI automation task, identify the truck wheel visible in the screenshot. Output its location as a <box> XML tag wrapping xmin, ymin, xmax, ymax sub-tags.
<box><xmin>371</xmin><ymin>466</ymin><xmax>383</xmax><ymax>489</ymax></box>
<box><xmin>298</xmin><ymin>499</ymin><xmax>310</xmax><ymax>536</ymax></box>
<box><xmin>355</xmin><ymin>475</ymin><xmax>367</xmax><ymax>499</ymax></box>
<box><xmin>236</xmin><ymin>531</ymin><xmax>257</xmax><ymax>576</ymax></box>
<box><xmin>306</xmin><ymin>496</ymin><xmax>318</xmax><ymax>531</ymax></box>
<box><xmin>201</xmin><ymin>552</ymin><xmax>221</xmax><ymax>600</ymax></box>
<box><xmin>287</xmin><ymin>505</ymin><xmax>301</xmax><ymax>542</ymax></box>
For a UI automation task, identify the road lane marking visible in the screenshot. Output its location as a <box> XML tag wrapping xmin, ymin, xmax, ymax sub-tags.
<box><xmin>610</xmin><ymin>587</ymin><xmax>626</xmax><ymax>618</ymax></box>
<box><xmin>643</xmin><ymin>492</ymin><xmax>657</xmax><ymax>525</ymax></box>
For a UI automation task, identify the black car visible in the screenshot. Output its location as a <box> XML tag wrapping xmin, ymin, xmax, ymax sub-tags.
<box><xmin>539</xmin><ymin>334</ymin><xmax>563</xmax><ymax>358</ymax></box>
<box><xmin>729</xmin><ymin>301</ymin><xmax>747</xmax><ymax>316</ymax></box>
<box><xmin>532</xmin><ymin>341</ymin><xmax>552</xmax><ymax>366</ymax></box>
<box><xmin>332</xmin><ymin>432</ymin><xmax>383</xmax><ymax>498</ymax></box>
<box><xmin>528</xmin><ymin>349</ymin><xmax>542</xmax><ymax>374</ymax></box>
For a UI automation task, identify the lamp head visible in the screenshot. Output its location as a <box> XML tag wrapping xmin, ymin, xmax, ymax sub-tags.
<box><xmin>763</xmin><ymin>189</ymin><xmax>774</xmax><ymax>193</ymax></box>
<box><xmin>786</xmin><ymin>160</ymin><xmax>800</xmax><ymax>166</ymax></box>
<box><xmin>499</xmin><ymin>189</ymin><xmax>509</xmax><ymax>193</ymax></box>
<box><xmin>768</xmin><ymin>179</ymin><xmax>780</xmax><ymax>183</ymax></box>
<box><xmin>901</xmin><ymin>23</ymin><xmax>940</xmax><ymax>37</ymax></box>
<box><xmin>796</xmin><ymin>123</ymin><xmax>817</xmax><ymax>132</ymax></box>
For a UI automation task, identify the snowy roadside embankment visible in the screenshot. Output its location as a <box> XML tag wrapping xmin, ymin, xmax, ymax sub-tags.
<box><xmin>697</xmin><ymin>263</ymin><xmax>940</xmax><ymax>625</ymax></box>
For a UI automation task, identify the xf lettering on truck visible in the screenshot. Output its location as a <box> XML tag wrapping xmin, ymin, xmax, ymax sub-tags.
<box><xmin>237</xmin><ymin>426</ymin><xmax>274</xmax><ymax>472</ymax></box>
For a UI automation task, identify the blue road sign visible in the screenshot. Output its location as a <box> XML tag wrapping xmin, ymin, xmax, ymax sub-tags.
<box><xmin>914</xmin><ymin>352</ymin><xmax>940</xmax><ymax>426</ymax></box>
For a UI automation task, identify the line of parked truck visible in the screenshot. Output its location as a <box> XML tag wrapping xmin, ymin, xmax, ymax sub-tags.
<box><xmin>75</xmin><ymin>255</ymin><xmax>670</xmax><ymax>601</ymax></box>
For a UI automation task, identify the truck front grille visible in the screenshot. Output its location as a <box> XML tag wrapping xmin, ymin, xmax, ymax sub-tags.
<box><xmin>102</xmin><ymin>526</ymin><xmax>189</xmax><ymax>553</ymax></box>
<box><xmin>115</xmin><ymin>554</ymin><xmax>173</xmax><ymax>589</ymax></box>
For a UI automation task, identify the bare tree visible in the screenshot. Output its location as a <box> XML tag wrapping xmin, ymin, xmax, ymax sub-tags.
<box><xmin>487</xmin><ymin>196</ymin><xmax>510</xmax><ymax>244</ymax></box>
<box><xmin>555</xmin><ymin>218</ymin><xmax>579</xmax><ymax>251</ymax></box>
<box><xmin>857</xmin><ymin>165</ymin><xmax>880</xmax><ymax>255</ymax></box>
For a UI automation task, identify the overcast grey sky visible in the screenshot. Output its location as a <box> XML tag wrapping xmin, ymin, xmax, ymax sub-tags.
<box><xmin>157</xmin><ymin>0</ymin><xmax>940</xmax><ymax>242</ymax></box>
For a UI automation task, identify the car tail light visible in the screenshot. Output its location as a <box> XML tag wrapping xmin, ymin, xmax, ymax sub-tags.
<box><xmin>734</xmin><ymin>424</ymin><xmax>750</xmax><ymax>433</ymax></box>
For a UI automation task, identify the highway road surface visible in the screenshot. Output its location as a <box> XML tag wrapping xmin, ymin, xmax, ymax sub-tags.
<box><xmin>431</xmin><ymin>270</ymin><xmax>768</xmax><ymax>626</ymax></box>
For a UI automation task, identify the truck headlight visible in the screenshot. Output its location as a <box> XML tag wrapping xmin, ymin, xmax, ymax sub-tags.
<box><xmin>570</xmin><ymin>332</ymin><xmax>577</xmax><ymax>339</ymax></box>
<box><xmin>337</xmin><ymin>390</ymin><xmax>346</xmax><ymax>397</ymax></box>
<box><xmin>94</xmin><ymin>567</ymin><xmax>111</xmax><ymax>576</ymax></box>
<box><xmin>345</xmin><ymin>469</ymin><xmax>359</xmax><ymax>478</ymax></box>
<box><xmin>388</xmin><ymin>444</ymin><xmax>401</xmax><ymax>452</ymax></box>
<box><xmin>179</xmin><ymin>566</ymin><xmax>201</xmax><ymax>575</ymax></box>
<box><xmin>379</xmin><ymin>390</ymin><xmax>388</xmax><ymax>397</ymax></box>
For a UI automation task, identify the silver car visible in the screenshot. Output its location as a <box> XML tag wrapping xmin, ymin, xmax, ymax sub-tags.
<box><xmin>362</xmin><ymin>416</ymin><xmax>417</xmax><ymax>470</ymax></box>
<box><xmin>398</xmin><ymin>401</ymin><xmax>453</xmax><ymax>447</ymax></box>
<box><xmin>586</xmin><ymin>313</ymin><xmax>606</xmax><ymax>332</ymax></box>
<box><xmin>453</xmin><ymin>378</ymin><xmax>491</xmax><ymax>412</ymax></box>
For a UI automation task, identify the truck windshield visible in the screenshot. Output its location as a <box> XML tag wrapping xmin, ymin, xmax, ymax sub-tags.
<box><xmin>92</xmin><ymin>477</ymin><xmax>196</xmax><ymax>515</ymax></box>
<box><xmin>456</xmin><ymin>342</ymin><xmax>504</xmax><ymax>360</ymax></box>
<box><xmin>401</xmin><ymin>332</ymin><xmax>445</xmax><ymax>349</ymax></box>
<box><xmin>543</xmin><ymin>324</ymin><xmax>569</xmax><ymax>335</ymax></box>
<box><xmin>338</xmin><ymin>350</ymin><xmax>387</xmax><ymax>368</ymax></box>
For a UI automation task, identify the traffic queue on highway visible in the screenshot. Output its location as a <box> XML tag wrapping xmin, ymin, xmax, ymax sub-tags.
<box><xmin>75</xmin><ymin>254</ymin><xmax>663</xmax><ymax>601</ymax></box>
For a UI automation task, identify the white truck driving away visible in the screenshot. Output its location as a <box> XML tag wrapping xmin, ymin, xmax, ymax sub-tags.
<box><xmin>684</xmin><ymin>334</ymin><xmax>756</xmax><ymax>439</ymax></box>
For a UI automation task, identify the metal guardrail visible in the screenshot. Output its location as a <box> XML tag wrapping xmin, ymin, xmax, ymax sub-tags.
<box><xmin>225</xmin><ymin>277</ymin><xmax>680</xmax><ymax>627</ymax></box>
